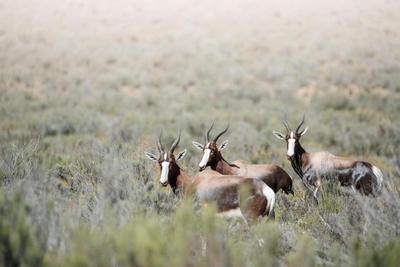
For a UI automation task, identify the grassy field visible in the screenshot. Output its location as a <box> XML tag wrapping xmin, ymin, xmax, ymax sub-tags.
<box><xmin>1</xmin><ymin>0</ymin><xmax>400</xmax><ymax>266</ymax></box>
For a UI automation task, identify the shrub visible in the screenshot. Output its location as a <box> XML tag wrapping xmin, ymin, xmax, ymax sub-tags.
<box><xmin>0</xmin><ymin>192</ymin><xmax>46</xmax><ymax>267</ymax></box>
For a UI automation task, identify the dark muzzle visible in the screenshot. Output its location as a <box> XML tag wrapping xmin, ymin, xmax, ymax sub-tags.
<box><xmin>287</xmin><ymin>155</ymin><xmax>295</xmax><ymax>161</ymax></box>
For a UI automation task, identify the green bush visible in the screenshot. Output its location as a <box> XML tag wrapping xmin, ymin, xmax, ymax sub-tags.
<box><xmin>0</xmin><ymin>192</ymin><xmax>46</xmax><ymax>267</ymax></box>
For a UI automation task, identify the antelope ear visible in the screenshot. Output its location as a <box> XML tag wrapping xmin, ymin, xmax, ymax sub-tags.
<box><xmin>219</xmin><ymin>140</ymin><xmax>228</xmax><ymax>151</ymax></box>
<box><xmin>192</xmin><ymin>141</ymin><xmax>204</xmax><ymax>150</ymax></box>
<box><xmin>176</xmin><ymin>149</ymin><xmax>187</xmax><ymax>161</ymax></box>
<box><xmin>144</xmin><ymin>152</ymin><xmax>158</xmax><ymax>162</ymax></box>
<box><xmin>299</xmin><ymin>126</ymin><xmax>308</xmax><ymax>136</ymax></box>
<box><xmin>273</xmin><ymin>131</ymin><xmax>285</xmax><ymax>140</ymax></box>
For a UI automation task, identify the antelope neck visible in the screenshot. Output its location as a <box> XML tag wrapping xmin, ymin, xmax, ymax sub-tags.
<box><xmin>169</xmin><ymin>165</ymin><xmax>195</xmax><ymax>197</ymax></box>
<box><xmin>213</xmin><ymin>156</ymin><xmax>238</xmax><ymax>175</ymax></box>
<box><xmin>290</xmin><ymin>142</ymin><xmax>307</xmax><ymax>178</ymax></box>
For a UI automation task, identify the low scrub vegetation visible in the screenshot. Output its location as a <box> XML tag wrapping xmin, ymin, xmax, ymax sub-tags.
<box><xmin>1</xmin><ymin>0</ymin><xmax>400</xmax><ymax>266</ymax></box>
<box><xmin>1</xmin><ymin>131</ymin><xmax>399</xmax><ymax>266</ymax></box>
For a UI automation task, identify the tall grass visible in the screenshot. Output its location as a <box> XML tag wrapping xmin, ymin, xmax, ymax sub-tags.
<box><xmin>0</xmin><ymin>135</ymin><xmax>399</xmax><ymax>266</ymax></box>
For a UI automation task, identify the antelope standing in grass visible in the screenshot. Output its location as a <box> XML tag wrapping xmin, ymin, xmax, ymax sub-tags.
<box><xmin>144</xmin><ymin>129</ymin><xmax>275</xmax><ymax>225</ymax></box>
<box><xmin>273</xmin><ymin>112</ymin><xmax>383</xmax><ymax>202</ymax></box>
<box><xmin>192</xmin><ymin>123</ymin><xmax>294</xmax><ymax>195</ymax></box>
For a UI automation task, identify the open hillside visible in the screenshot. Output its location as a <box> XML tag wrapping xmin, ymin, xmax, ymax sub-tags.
<box><xmin>1</xmin><ymin>0</ymin><xmax>400</xmax><ymax>266</ymax></box>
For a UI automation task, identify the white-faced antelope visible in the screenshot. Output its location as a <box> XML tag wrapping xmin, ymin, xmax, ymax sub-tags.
<box><xmin>273</xmin><ymin>112</ymin><xmax>383</xmax><ymax>202</ymax></box>
<box><xmin>144</xmin><ymin>129</ymin><xmax>275</xmax><ymax>225</ymax></box>
<box><xmin>192</xmin><ymin>123</ymin><xmax>294</xmax><ymax>195</ymax></box>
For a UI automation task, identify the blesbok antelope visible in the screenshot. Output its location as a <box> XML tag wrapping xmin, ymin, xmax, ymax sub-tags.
<box><xmin>273</xmin><ymin>112</ymin><xmax>383</xmax><ymax>202</ymax></box>
<box><xmin>192</xmin><ymin>123</ymin><xmax>294</xmax><ymax>195</ymax></box>
<box><xmin>144</xmin><ymin>129</ymin><xmax>275</xmax><ymax>225</ymax></box>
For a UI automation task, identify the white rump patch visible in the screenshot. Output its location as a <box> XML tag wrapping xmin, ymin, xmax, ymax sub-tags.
<box><xmin>263</xmin><ymin>185</ymin><xmax>275</xmax><ymax>216</ymax></box>
<box><xmin>372</xmin><ymin>166</ymin><xmax>383</xmax><ymax>191</ymax></box>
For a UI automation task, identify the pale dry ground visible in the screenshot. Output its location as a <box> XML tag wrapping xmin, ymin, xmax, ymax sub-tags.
<box><xmin>1</xmin><ymin>0</ymin><xmax>399</xmax><ymax>95</ymax></box>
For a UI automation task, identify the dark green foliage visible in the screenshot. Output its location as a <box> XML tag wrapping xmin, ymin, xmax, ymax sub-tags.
<box><xmin>0</xmin><ymin>193</ymin><xmax>46</xmax><ymax>267</ymax></box>
<box><xmin>351</xmin><ymin>236</ymin><xmax>400</xmax><ymax>267</ymax></box>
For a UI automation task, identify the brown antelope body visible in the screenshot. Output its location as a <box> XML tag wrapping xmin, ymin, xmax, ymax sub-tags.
<box><xmin>273</xmin><ymin>113</ymin><xmax>383</xmax><ymax>202</ymax></box>
<box><xmin>145</xmin><ymin>129</ymin><xmax>275</xmax><ymax>225</ymax></box>
<box><xmin>192</xmin><ymin>124</ymin><xmax>294</xmax><ymax>195</ymax></box>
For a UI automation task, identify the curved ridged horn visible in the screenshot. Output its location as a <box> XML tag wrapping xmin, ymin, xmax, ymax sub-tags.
<box><xmin>283</xmin><ymin>112</ymin><xmax>291</xmax><ymax>133</ymax></box>
<box><xmin>169</xmin><ymin>128</ymin><xmax>181</xmax><ymax>153</ymax></box>
<box><xmin>157</xmin><ymin>130</ymin><xmax>164</xmax><ymax>153</ymax></box>
<box><xmin>205</xmin><ymin>122</ymin><xmax>214</xmax><ymax>142</ymax></box>
<box><xmin>212</xmin><ymin>123</ymin><xmax>229</xmax><ymax>142</ymax></box>
<box><xmin>295</xmin><ymin>112</ymin><xmax>306</xmax><ymax>133</ymax></box>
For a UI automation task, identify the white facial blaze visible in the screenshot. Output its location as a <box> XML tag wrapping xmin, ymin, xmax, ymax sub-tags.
<box><xmin>160</xmin><ymin>160</ymin><xmax>170</xmax><ymax>185</ymax></box>
<box><xmin>287</xmin><ymin>131</ymin><xmax>295</xmax><ymax>157</ymax></box>
<box><xmin>199</xmin><ymin>148</ymin><xmax>211</xmax><ymax>168</ymax></box>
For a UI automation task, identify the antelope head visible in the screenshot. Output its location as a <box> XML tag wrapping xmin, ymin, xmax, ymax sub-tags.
<box><xmin>145</xmin><ymin>128</ymin><xmax>187</xmax><ymax>186</ymax></box>
<box><xmin>273</xmin><ymin>112</ymin><xmax>308</xmax><ymax>159</ymax></box>
<box><xmin>192</xmin><ymin>123</ymin><xmax>229</xmax><ymax>171</ymax></box>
